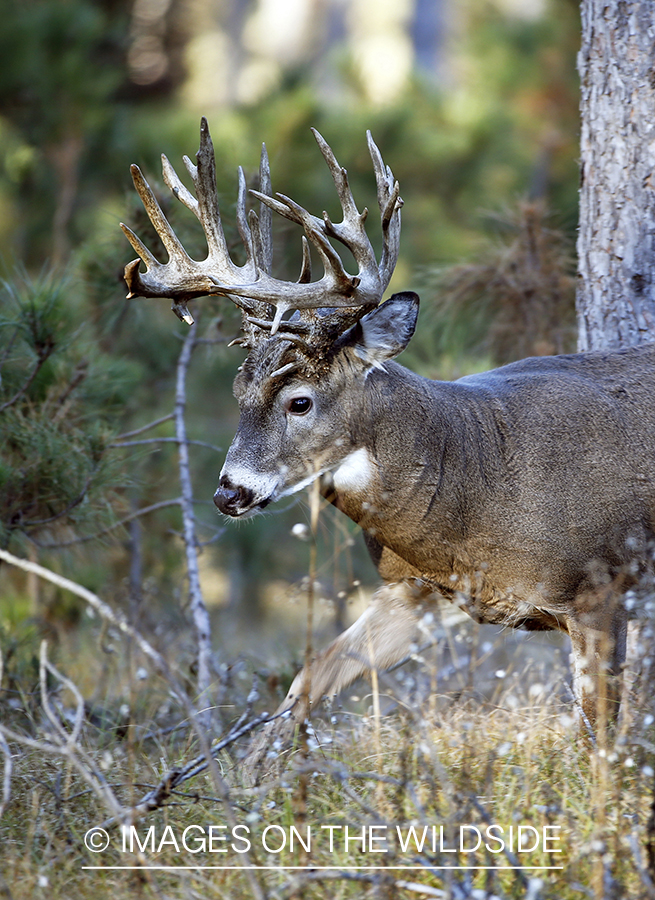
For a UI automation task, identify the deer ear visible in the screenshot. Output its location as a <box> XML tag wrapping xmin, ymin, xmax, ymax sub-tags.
<box><xmin>351</xmin><ymin>292</ymin><xmax>419</xmax><ymax>367</ymax></box>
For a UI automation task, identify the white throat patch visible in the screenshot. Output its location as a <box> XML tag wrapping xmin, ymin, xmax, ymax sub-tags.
<box><xmin>331</xmin><ymin>448</ymin><xmax>375</xmax><ymax>493</ymax></box>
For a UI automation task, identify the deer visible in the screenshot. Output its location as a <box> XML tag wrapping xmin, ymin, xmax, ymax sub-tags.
<box><xmin>122</xmin><ymin>118</ymin><xmax>655</xmax><ymax>781</ymax></box>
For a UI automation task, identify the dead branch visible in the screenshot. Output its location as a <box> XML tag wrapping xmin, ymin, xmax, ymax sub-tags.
<box><xmin>0</xmin><ymin>548</ymin><xmax>183</xmax><ymax>696</ymax></box>
<box><xmin>109</xmin><ymin>436</ymin><xmax>222</xmax><ymax>452</ymax></box>
<box><xmin>0</xmin><ymin>548</ymin><xmax>266</xmax><ymax>899</ymax></box>
<box><xmin>115</xmin><ymin>413</ymin><xmax>175</xmax><ymax>440</ymax></box>
<box><xmin>30</xmin><ymin>498</ymin><xmax>183</xmax><ymax>548</ymax></box>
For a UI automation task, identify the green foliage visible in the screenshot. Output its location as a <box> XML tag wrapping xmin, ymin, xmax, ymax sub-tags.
<box><xmin>0</xmin><ymin>0</ymin><xmax>123</xmax><ymax>133</ymax></box>
<box><xmin>0</xmin><ymin>0</ymin><xmax>135</xmax><ymax>263</ymax></box>
<box><xmin>0</xmin><ymin>270</ymin><xmax>137</xmax><ymax>550</ymax></box>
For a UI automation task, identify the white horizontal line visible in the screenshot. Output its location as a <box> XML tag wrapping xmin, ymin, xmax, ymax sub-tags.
<box><xmin>82</xmin><ymin>865</ymin><xmax>564</xmax><ymax>871</ymax></box>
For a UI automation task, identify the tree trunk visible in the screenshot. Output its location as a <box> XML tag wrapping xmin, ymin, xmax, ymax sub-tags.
<box><xmin>576</xmin><ymin>0</ymin><xmax>655</xmax><ymax>352</ymax></box>
<box><xmin>578</xmin><ymin>9</ymin><xmax>655</xmax><ymax>889</ymax></box>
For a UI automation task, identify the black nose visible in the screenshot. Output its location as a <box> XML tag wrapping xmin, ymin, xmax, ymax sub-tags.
<box><xmin>213</xmin><ymin>476</ymin><xmax>255</xmax><ymax>516</ymax></box>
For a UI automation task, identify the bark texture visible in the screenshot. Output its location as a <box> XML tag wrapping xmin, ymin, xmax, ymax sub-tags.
<box><xmin>577</xmin><ymin>0</ymin><xmax>655</xmax><ymax>351</ymax></box>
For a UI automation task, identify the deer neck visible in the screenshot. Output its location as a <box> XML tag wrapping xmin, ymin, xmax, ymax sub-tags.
<box><xmin>323</xmin><ymin>363</ymin><xmax>508</xmax><ymax>577</ymax></box>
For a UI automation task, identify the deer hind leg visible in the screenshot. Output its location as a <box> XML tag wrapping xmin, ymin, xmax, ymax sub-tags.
<box><xmin>239</xmin><ymin>579</ymin><xmax>433</xmax><ymax>784</ymax></box>
<box><xmin>565</xmin><ymin>586</ymin><xmax>627</xmax><ymax>740</ymax></box>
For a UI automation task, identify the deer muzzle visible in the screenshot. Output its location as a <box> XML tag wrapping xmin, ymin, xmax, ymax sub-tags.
<box><xmin>213</xmin><ymin>475</ymin><xmax>272</xmax><ymax>517</ymax></box>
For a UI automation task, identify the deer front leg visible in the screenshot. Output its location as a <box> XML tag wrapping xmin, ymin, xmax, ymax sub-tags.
<box><xmin>239</xmin><ymin>579</ymin><xmax>433</xmax><ymax>785</ymax></box>
<box><xmin>565</xmin><ymin>588</ymin><xmax>628</xmax><ymax>739</ymax></box>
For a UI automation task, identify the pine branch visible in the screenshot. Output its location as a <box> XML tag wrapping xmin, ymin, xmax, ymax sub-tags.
<box><xmin>0</xmin><ymin>344</ymin><xmax>53</xmax><ymax>413</ymax></box>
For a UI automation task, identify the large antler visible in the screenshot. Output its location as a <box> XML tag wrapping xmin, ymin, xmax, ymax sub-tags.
<box><xmin>121</xmin><ymin>118</ymin><xmax>402</xmax><ymax>334</ymax></box>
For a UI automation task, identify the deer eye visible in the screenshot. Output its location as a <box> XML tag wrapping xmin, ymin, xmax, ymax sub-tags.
<box><xmin>287</xmin><ymin>396</ymin><xmax>313</xmax><ymax>416</ymax></box>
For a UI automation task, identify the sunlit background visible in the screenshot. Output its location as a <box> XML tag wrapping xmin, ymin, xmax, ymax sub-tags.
<box><xmin>0</xmin><ymin>0</ymin><xmax>579</xmax><ymax>262</ymax></box>
<box><xmin>131</xmin><ymin>0</ymin><xmax>548</xmax><ymax>107</ymax></box>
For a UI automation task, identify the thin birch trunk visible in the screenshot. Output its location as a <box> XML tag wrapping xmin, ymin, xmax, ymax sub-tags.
<box><xmin>576</xmin><ymin>0</ymin><xmax>655</xmax><ymax>351</ymax></box>
<box><xmin>175</xmin><ymin>321</ymin><xmax>214</xmax><ymax>721</ymax></box>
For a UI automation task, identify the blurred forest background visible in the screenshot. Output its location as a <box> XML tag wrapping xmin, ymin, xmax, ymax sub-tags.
<box><xmin>0</xmin><ymin>0</ymin><xmax>581</xmax><ymax>677</ymax></box>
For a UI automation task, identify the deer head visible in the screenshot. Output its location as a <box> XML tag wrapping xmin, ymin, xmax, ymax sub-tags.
<box><xmin>122</xmin><ymin>117</ymin><xmax>413</xmax><ymax>516</ymax></box>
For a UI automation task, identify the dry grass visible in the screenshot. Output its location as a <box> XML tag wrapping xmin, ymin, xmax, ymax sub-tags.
<box><xmin>425</xmin><ymin>201</ymin><xmax>577</xmax><ymax>368</ymax></box>
<box><xmin>3</xmin><ymin>571</ymin><xmax>655</xmax><ymax>900</ymax></box>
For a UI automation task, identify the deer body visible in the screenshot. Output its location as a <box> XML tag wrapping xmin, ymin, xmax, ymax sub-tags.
<box><xmin>342</xmin><ymin>347</ymin><xmax>655</xmax><ymax>627</ymax></box>
<box><xmin>221</xmin><ymin>325</ymin><xmax>655</xmax><ymax>630</ymax></box>
<box><xmin>122</xmin><ymin>120</ymin><xmax>655</xmax><ymax>779</ymax></box>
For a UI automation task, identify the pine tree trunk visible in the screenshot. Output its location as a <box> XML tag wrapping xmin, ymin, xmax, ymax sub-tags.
<box><xmin>576</xmin><ymin>0</ymin><xmax>655</xmax><ymax>352</ymax></box>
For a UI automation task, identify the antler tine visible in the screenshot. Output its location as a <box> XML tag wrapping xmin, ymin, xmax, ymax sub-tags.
<box><xmin>298</xmin><ymin>236</ymin><xmax>312</xmax><ymax>283</ymax></box>
<box><xmin>245</xmin><ymin>146</ymin><xmax>276</xmax><ymax>282</ymax></box>
<box><xmin>366</xmin><ymin>130</ymin><xmax>403</xmax><ymax>292</ymax></box>
<box><xmin>161</xmin><ymin>154</ymin><xmax>199</xmax><ymax>218</ymax></box>
<box><xmin>121</xmin><ymin>124</ymin><xmax>254</xmax><ymax>315</ymax></box>
<box><xmin>305</xmin><ymin>128</ymin><xmax>398</xmax><ymax>304</ymax></box>
<box><xmin>121</xmin><ymin>166</ymin><xmax>201</xmax><ymax>324</ymax></box>
<box><xmin>121</xmin><ymin>222</ymin><xmax>158</xmax><ymax>273</ymax></box>
<box><xmin>310</xmin><ymin>127</ymin><xmax>362</xmax><ymax>224</ymax></box>
<box><xmin>258</xmin><ymin>144</ymin><xmax>273</xmax><ymax>276</ymax></box>
<box><xmin>367</xmin><ymin>130</ymin><xmax>402</xmax><ymax>228</ymax></box>
<box><xmin>192</xmin><ymin>117</ymin><xmax>235</xmax><ymax>263</ymax></box>
<box><xmin>127</xmin><ymin>164</ymin><xmax>192</xmax><ymax>263</ymax></box>
<box><xmin>235</xmin><ymin>166</ymin><xmax>257</xmax><ymax>273</ymax></box>
<box><xmin>248</xmin><ymin>209</ymin><xmax>265</xmax><ymax>272</ymax></box>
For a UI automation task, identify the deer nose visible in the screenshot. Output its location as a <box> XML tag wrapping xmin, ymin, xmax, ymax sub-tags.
<box><xmin>213</xmin><ymin>477</ymin><xmax>255</xmax><ymax>516</ymax></box>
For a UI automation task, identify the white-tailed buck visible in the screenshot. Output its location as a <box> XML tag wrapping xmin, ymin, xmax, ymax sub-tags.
<box><xmin>123</xmin><ymin>119</ymin><xmax>655</xmax><ymax>779</ymax></box>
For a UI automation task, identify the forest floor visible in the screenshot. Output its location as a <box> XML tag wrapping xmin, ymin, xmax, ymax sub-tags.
<box><xmin>2</xmin><ymin>581</ymin><xmax>654</xmax><ymax>900</ymax></box>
